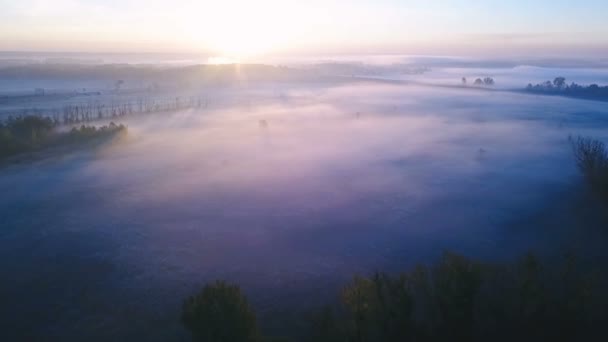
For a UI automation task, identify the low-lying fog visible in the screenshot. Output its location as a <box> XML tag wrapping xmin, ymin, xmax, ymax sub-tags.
<box><xmin>1</xmin><ymin>80</ymin><xmax>608</xmax><ymax>340</ymax></box>
<box><xmin>389</xmin><ymin>66</ymin><xmax>608</xmax><ymax>89</ymax></box>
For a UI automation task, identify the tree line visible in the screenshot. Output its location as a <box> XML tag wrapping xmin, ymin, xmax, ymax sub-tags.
<box><xmin>5</xmin><ymin>95</ymin><xmax>207</xmax><ymax>126</ymax></box>
<box><xmin>182</xmin><ymin>250</ymin><xmax>607</xmax><ymax>342</ymax></box>
<box><xmin>461</xmin><ymin>77</ymin><xmax>495</xmax><ymax>87</ymax></box>
<box><xmin>0</xmin><ymin>115</ymin><xmax>126</xmax><ymax>161</ymax></box>
<box><xmin>525</xmin><ymin>77</ymin><xmax>608</xmax><ymax>100</ymax></box>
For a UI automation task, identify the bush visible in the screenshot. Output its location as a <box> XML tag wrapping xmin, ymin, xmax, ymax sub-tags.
<box><xmin>181</xmin><ymin>281</ymin><xmax>260</xmax><ymax>342</ymax></box>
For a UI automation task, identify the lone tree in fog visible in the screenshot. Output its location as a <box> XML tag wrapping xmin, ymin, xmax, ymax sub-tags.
<box><xmin>181</xmin><ymin>281</ymin><xmax>259</xmax><ymax>342</ymax></box>
<box><xmin>114</xmin><ymin>79</ymin><xmax>124</xmax><ymax>91</ymax></box>
<box><xmin>474</xmin><ymin>78</ymin><xmax>484</xmax><ymax>86</ymax></box>
<box><xmin>462</xmin><ymin>77</ymin><xmax>467</xmax><ymax>85</ymax></box>
<box><xmin>553</xmin><ymin>77</ymin><xmax>566</xmax><ymax>89</ymax></box>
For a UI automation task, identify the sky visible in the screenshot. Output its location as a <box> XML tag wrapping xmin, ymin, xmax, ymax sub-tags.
<box><xmin>0</xmin><ymin>0</ymin><xmax>607</xmax><ymax>58</ymax></box>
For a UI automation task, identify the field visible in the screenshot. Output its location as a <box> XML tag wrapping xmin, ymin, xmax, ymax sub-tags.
<box><xmin>1</xmin><ymin>66</ymin><xmax>608</xmax><ymax>340</ymax></box>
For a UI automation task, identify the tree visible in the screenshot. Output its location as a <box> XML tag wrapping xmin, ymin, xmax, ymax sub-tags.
<box><xmin>114</xmin><ymin>79</ymin><xmax>124</xmax><ymax>91</ymax></box>
<box><xmin>462</xmin><ymin>77</ymin><xmax>467</xmax><ymax>85</ymax></box>
<box><xmin>307</xmin><ymin>306</ymin><xmax>344</xmax><ymax>342</ymax></box>
<box><xmin>432</xmin><ymin>252</ymin><xmax>482</xmax><ymax>341</ymax></box>
<box><xmin>483</xmin><ymin>77</ymin><xmax>495</xmax><ymax>86</ymax></box>
<box><xmin>342</xmin><ymin>273</ymin><xmax>414</xmax><ymax>342</ymax></box>
<box><xmin>569</xmin><ymin>136</ymin><xmax>608</xmax><ymax>199</ymax></box>
<box><xmin>181</xmin><ymin>281</ymin><xmax>259</xmax><ymax>342</ymax></box>
<box><xmin>474</xmin><ymin>78</ymin><xmax>484</xmax><ymax>86</ymax></box>
<box><xmin>553</xmin><ymin>77</ymin><xmax>566</xmax><ymax>89</ymax></box>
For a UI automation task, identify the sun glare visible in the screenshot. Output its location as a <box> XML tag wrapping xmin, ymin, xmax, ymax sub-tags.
<box><xmin>208</xmin><ymin>29</ymin><xmax>280</xmax><ymax>59</ymax></box>
<box><xmin>185</xmin><ymin>3</ymin><xmax>290</xmax><ymax>59</ymax></box>
<box><xmin>207</xmin><ymin>56</ymin><xmax>239</xmax><ymax>65</ymax></box>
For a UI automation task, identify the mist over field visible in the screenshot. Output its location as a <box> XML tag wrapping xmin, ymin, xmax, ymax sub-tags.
<box><xmin>2</xmin><ymin>0</ymin><xmax>608</xmax><ymax>340</ymax></box>
<box><xmin>2</xmin><ymin>64</ymin><xmax>608</xmax><ymax>339</ymax></box>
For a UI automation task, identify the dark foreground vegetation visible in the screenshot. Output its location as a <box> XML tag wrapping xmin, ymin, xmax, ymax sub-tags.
<box><xmin>0</xmin><ymin>115</ymin><xmax>126</xmax><ymax>161</ymax></box>
<box><xmin>570</xmin><ymin>136</ymin><xmax>608</xmax><ymax>200</ymax></box>
<box><xmin>181</xmin><ymin>136</ymin><xmax>608</xmax><ymax>342</ymax></box>
<box><xmin>525</xmin><ymin>77</ymin><xmax>608</xmax><ymax>101</ymax></box>
<box><xmin>182</xmin><ymin>251</ymin><xmax>608</xmax><ymax>342</ymax></box>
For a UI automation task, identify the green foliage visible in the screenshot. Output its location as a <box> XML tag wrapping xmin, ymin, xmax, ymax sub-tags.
<box><xmin>181</xmin><ymin>281</ymin><xmax>259</xmax><ymax>342</ymax></box>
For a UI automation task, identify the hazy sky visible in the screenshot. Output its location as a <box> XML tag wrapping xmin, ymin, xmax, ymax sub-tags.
<box><xmin>1</xmin><ymin>0</ymin><xmax>607</xmax><ymax>58</ymax></box>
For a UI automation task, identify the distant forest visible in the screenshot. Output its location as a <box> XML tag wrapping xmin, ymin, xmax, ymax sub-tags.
<box><xmin>524</xmin><ymin>77</ymin><xmax>608</xmax><ymax>101</ymax></box>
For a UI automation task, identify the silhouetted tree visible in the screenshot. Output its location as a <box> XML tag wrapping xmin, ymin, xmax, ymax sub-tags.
<box><xmin>569</xmin><ymin>135</ymin><xmax>608</xmax><ymax>199</ymax></box>
<box><xmin>553</xmin><ymin>77</ymin><xmax>566</xmax><ymax>89</ymax></box>
<box><xmin>307</xmin><ymin>306</ymin><xmax>345</xmax><ymax>342</ymax></box>
<box><xmin>342</xmin><ymin>273</ymin><xmax>414</xmax><ymax>342</ymax></box>
<box><xmin>525</xmin><ymin>78</ymin><xmax>608</xmax><ymax>100</ymax></box>
<box><xmin>114</xmin><ymin>79</ymin><xmax>124</xmax><ymax>91</ymax></box>
<box><xmin>433</xmin><ymin>252</ymin><xmax>482</xmax><ymax>341</ymax></box>
<box><xmin>181</xmin><ymin>281</ymin><xmax>260</xmax><ymax>342</ymax></box>
<box><xmin>181</xmin><ymin>248</ymin><xmax>608</xmax><ymax>342</ymax></box>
